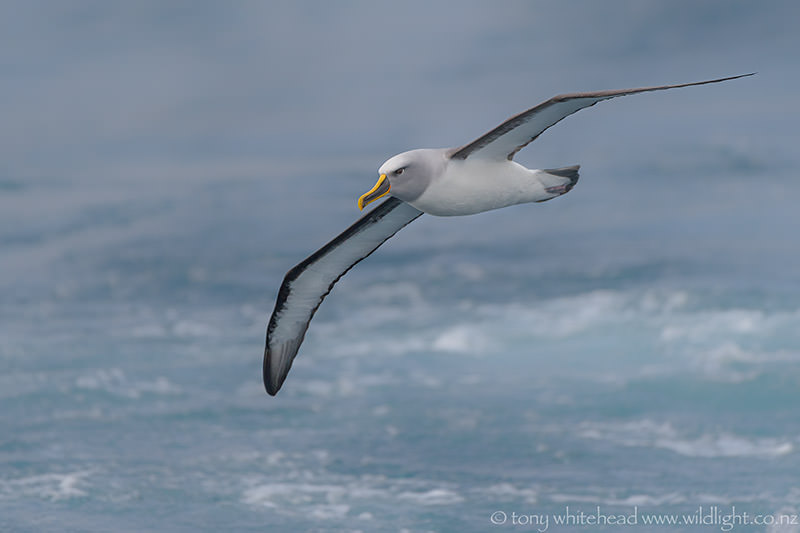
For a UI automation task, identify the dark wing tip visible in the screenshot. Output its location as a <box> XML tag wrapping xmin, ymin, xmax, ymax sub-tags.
<box><xmin>263</xmin><ymin>348</ymin><xmax>281</xmax><ymax>396</ymax></box>
<box><xmin>550</xmin><ymin>72</ymin><xmax>756</xmax><ymax>102</ymax></box>
<box><xmin>263</xmin><ymin>336</ymin><xmax>304</xmax><ymax>396</ymax></box>
<box><xmin>264</xmin><ymin>356</ymin><xmax>281</xmax><ymax>395</ymax></box>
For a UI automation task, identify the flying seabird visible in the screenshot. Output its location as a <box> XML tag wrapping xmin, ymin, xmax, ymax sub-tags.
<box><xmin>263</xmin><ymin>73</ymin><xmax>753</xmax><ymax>395</ymax></box>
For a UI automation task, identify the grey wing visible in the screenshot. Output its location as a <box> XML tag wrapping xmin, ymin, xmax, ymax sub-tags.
<box><xmin>449</xmin><ymin>74</ymin><xmax>754</xmax><ymax>161</ymax></box>
<box><xmin>263</xmin><ymin>197</ymin><xmax>423</xmax><ymax>395</ymax></box>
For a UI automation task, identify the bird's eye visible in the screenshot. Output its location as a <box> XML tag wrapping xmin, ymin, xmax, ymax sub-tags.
<box><xmin>394</xmin><ymin>168</ymin><xmax>404</xmax><ymax>175</ymax></box>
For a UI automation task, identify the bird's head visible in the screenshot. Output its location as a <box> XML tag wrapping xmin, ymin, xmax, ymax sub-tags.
<box><xmin>358</xmin><ymin>149</ymin><xmax>445</xmax><ymax>210</ymax></box>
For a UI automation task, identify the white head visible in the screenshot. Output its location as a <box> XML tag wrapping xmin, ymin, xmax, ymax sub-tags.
<box><xmin>358</xmin><ymin>149</ymin><xmax>448</xmax><ymax>210</ymax></box>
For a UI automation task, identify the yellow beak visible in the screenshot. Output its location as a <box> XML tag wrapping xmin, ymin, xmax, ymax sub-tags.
<box><xmin>358</xmin><ymin>174</ymin><xmax>391</xmax><ymax>210</ymax></box>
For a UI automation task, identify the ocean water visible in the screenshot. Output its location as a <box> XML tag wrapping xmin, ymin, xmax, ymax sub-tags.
<box><xmin>2</xmin><ymin>2</ymin><xmax>800</xmax><ymax>532</ymax></box>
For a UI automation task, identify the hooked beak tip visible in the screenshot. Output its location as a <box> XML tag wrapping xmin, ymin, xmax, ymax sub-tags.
<box><xmin>357</xmin><ymin>174</ymin><xmax>390</xmax><ymax>211</ymax></box>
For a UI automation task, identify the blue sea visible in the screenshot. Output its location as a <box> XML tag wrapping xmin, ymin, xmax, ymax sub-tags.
<box><xmin>2</xmin><ymin>2</ymin><xmax>800</xmax><ymax>532</ymax></box>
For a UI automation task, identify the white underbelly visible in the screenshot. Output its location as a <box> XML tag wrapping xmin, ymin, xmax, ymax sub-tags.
<box><xmin>407</xmin><ymin>159</ymin><xmax>548</xmax><ymax>216</ymax></box>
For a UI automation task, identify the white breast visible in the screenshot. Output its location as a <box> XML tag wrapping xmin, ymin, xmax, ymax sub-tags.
<box><xmin>407</xmin><ymin>158</ymin><xmax>550</xmax><ymax>216</ymax></box>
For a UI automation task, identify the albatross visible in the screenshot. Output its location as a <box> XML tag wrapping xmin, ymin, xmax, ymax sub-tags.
<box><xmin>263</xmin><ymin>73</ymin><xmax>753</xmax><ymax>395</ymax></box>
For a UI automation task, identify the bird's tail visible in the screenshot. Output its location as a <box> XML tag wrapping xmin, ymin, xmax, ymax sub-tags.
<box><xmin>537</xmin><ymin>165</ymin><xmax>580</xmax><ymax>201</ymax></box>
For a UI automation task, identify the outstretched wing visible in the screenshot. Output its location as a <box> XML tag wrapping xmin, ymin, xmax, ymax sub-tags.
<box><xmin>264</xmin><ymin>197</ymin><xmax>423</xmax><ymax>395</ymax></box>
<box><xmin>449</xmin><ymin>74</ymin><xmax>754</xmax><ymax>161</ymax></box>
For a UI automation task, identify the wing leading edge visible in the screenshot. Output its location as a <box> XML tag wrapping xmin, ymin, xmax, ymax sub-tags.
<box><xmin>450</xmin><ymin>74</ymin><xmax>754</xmax><ymax>161</ymax></box>
<box><xmin>264</xmin><ymin>197</ymin><xmax>423</xmax><ymax>395</ymax></box>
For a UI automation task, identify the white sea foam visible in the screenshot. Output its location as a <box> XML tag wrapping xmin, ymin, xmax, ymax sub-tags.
<box><xmin>242</xmin><ymin>476</ymin><xmax>464</xmax><ymax>516</ymax></box>
<box><xmin>0</xmin><ymin>470</ymin><xmax>91</xmax><ymax>501</ymax></box>
<box><xmin>322</xmin><ymin>288</ymin><xmax>800</xmax><ymax>387</ymax></box>
<box><xmin>470</xmin><ymin>290</ymin><xmax>633</xmax><ymax>339</ymax></box>
<box><xmin>397</xmin><ymin>488</ymin><xmax>464</xmax><ymax>505</ymax></box>
<box><xmin>548</xmin><ymin>491</ymin><xmax>686</xmax><ymax>506</ymax></box>
<box><xmin>171</xmin><ymin>319</ymin><xmax>217</xmax><ymax>337</ymax></box>
<box><xmin>127</xmin><ymin>316</ymin><xmax>220</xmax><ymax>339</ymax></box>
<box><xmin>355</xmin><ymin>281</ymin><xmax>429</xmax><ymax>309</ymax></box>
<box><xmin>308</xmin><ymin>504</ymin><xmax>351</xmax><ymax>520</ymax></box>
<box><xmin>660</xmin><ymin>309</ymin><xmax>765</xmax><ymax>342</ymax></box>
<box><xmin>292</xmin><ymin>373</ymin><xmax>400</xmax><ymax>398</ymax></box>
<box><xmin>691</xmin><ymin>342</ymin><xmax>800</xmax><ymax>382</ymax></box>
<box><xmin>481</xmin><ymin>483</ymin><xmax>539</xmax><ymax>503</ymax></box>
<box><xmin>342</xmin><ymin>288</ymin><xmax>674</xmax><ymax>352</ymax></box>
<box><xmin>75</xmin><ymin>368</ymin><xmax>181</xmax><ymax>398</ymax></box>
<box><xmin>546</xmin><ymin>488</ymin><xmax>777</xmax><ymax>507</ymax></box>
<box><xmin>432</xmin><ymin>324</ymin><xmax>492</xmax><ymax>354</ymax></box>
<box><xmin>328</xmin><ymin>336</ymin><xmax>430</xmax><ymax>358</ymax></box>
<box><xmin>578</xmin><ymin>419</ymin><xmax>794</xmax><ymax>458</ymax></box>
